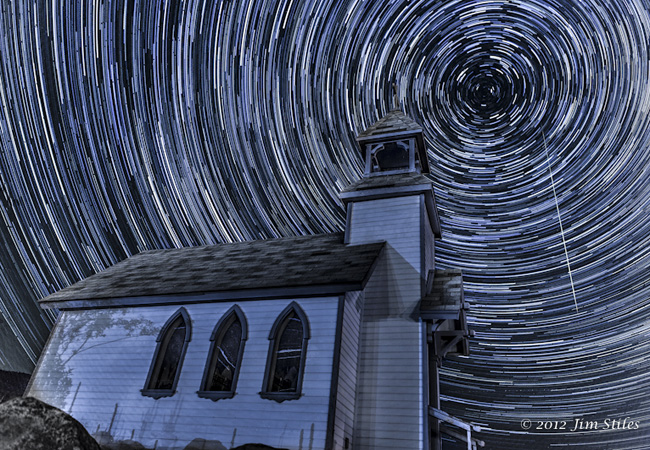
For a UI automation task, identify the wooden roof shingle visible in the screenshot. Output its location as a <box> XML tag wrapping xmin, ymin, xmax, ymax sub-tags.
<box><xmin>41</xmin><ymin>233</ymin><xmax>385</xmax><ymax>304</ymax></box>
<box><xmin>420</xmin><ymin>269</ymin><xmax>466</xmax><ymax>320</ymax></box>
<box><xmin>356</xmin><ymin>109</ymin><xmax>423</xmax><ymax>142</ymax></box>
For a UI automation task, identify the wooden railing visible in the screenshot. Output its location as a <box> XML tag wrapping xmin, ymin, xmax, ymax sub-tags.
<box><xmin>429</xmin><ymin>407</ymin><xmax>485</xmax><ymax>450</ymax></box>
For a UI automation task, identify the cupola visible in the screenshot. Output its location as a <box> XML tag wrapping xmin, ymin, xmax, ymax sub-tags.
<box><xmin>356</xmin><ymin>109</ymin><xmax>431</xmax><ymax>176</ymax></box>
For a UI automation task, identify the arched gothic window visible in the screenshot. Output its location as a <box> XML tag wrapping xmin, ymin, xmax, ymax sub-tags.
<box><xmin>198</xmin><ymin>305</ymin><xmax>248</xmax><ymax>401</ymax></box>
<box><xmin>261</xmin><ymin>302</ymin><xmax>310</xmax><ymax>402</ymax></box>
<box><xmin>142</xmin><ymin>308</ymin><xmax>191</xmax><ymax>399</ymax></box>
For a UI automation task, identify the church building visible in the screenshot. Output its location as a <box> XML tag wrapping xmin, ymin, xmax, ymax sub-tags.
<box><xmin>26</xmin><ymin>110</ymin><xmax>480</xmax><ymax>450</ymax></box>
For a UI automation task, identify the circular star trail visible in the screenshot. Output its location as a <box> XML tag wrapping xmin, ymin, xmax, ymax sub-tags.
<box><xmin>1</xmin><ymin>0</ymin><xmax>650</xmax><ymax>448</ymax></box>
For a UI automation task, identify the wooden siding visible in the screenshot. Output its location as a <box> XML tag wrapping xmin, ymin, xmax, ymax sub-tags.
<box><xmin>330</xmin><ymin>290</ymin><xmax>363</xmax><ymax>449</ymax></box>
<box><xmin>348</xmin><ymin>195</ymin><xmax>425</xmax><ymax>449</ymax></box>
<box><xmin>27</xmin><ymin>298</ymin><xmax>339</xmax><ymax>450</ymax></box>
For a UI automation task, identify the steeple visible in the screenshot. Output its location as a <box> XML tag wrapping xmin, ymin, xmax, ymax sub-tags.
<box><xmin>356</xmin><ymin>109</ymin><xmax>431</xmax><ymax>176</ymax></box>
<box><xmin>341</xmin><ymin>107</ymin><xmax>444</xmax><ymax>449</ymax></box>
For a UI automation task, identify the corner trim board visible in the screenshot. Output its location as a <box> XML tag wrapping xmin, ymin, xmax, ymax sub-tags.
<box><xmin>25</xmin><ymin>312</ymin><xmax>63</xmax><ymax>397</ymax></box>
<box><xmin>344</xmin><ymin>203</ymin><xmax>353</xmax><ymax>244</ymax></box>
<box><xmin>422</xmin><ymin>320</ymin><xmax>430</xmax><ymax>450</ymax></box>
<box><xmin>325</xmin><ymin>295</ymin><xmax>345</xmax><ymax>450</ymax></box>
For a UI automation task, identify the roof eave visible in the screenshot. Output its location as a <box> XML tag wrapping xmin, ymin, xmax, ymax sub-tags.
<box><xmin>356</xmin><ymin>129</ymin><xmax>424</xmax><ymax>144</ymax></box>
<box><xmin>39</xmin><ymin>282</ymin><xmax>369</xmax><ymax>311</ymax></box>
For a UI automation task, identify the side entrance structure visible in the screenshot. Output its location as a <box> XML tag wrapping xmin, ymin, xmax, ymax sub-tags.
<box><xmin>27</xmin><ymin>109</ymin><xmax>480</xmax><ymax>449</ymax></box>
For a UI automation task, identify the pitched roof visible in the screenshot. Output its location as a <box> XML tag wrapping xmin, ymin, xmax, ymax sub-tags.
<box><xmin>357</xmin><ymin>109</ymin><xmax>423</xmax><ymax>142</ymax></box>
<box><xmin>41</xmin><ymin>233</ymin><xmax>385</xmax><ymax>305</ymax></box>
<box><xmin>420</xmin><ymin>269</ymin><xmax>466</xmax><ymax>320</ymax></box>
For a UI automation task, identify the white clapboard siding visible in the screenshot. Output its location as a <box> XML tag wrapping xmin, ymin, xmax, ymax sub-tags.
<box><xmin>330</xmin><ymin>290</ymin><xmax>362</xmax><ymax>449</ymax></box>
<box><xmin>348</xmin><ymin>195</ymin><xmax>425</xmax><ymax>449</ymax></box>
<box><xmin>28</xmin><ymin>297</ymin><xmax>339</xmax><ymax>450</ymax></box>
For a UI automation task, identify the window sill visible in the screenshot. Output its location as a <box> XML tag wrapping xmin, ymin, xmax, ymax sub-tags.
<box><xmin>259</xmin><ymin>391</ymin><xmax>302</xmax><ymax>403</ymax></box>
<box><xmin>141</xmin><ymin>389</ymin><xmax>176</xmax><ymax>399</ymax></box>
<box><xmin>197</xmin><ymin>390</ymin><xmax>236</xmax><ymax>401</ymax></box>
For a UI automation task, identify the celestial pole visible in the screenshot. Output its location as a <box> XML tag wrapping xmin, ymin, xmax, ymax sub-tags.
<box><xmin>1</xmin><ymin>0</ymin><xmax>650</xmax><ymax>448</ymax></box>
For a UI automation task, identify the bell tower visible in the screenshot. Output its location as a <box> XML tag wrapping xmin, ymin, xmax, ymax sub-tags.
<box><xmin>357</xmin><ymin>109</ymin><xmax>431</xmax><ymax>177</ymax></box>
<box><xmin>341</xmin><ymin>108</ymin><xmax>440</xmax><ymax>249</ymax></box>
<box><xmin>341</xmin><ymin>108</ymin><xmax>475</xmax><ymax>449</ymax></box>
<box><xmin>341</xmin><ymin>108</ymin><xmax>440</xmax><ymax>450</ymax></box>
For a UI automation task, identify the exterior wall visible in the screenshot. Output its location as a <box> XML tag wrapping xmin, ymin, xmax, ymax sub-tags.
<box><xmin>423</xmin><ymin>198</ymin><xmax>436</xmax><ymax>279</ymax></box>
<box><xmin>28</xmin><ymin>297</ymin><xmax>339</xmax><ymax>450</ymax></box>
<box><xmin>347</xmin><ymin>195</ymin><xmax>426</xmax><ymax>449</ymax></box>
<box><xmin>330</xmin><ymin>290</ymin><xmax>363</xmax><ymax>449</ymax></box>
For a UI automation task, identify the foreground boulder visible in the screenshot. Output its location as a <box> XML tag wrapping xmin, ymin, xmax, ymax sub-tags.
<box><xmin>98</xmin><ymin>437</ymin><xmax>152</xmax><ymax>450</ymax></box>
<box><xmin>231</xmin><ymin>445</ymin><xmax>288</xmax><ymax>450</ymax></box>
<box><xmin>0</xmin><ymin>396</ymin><xmax>101</xmax><ymax>450</ymax></box>
<box><xmin>182</xmin><ymin>438</ymin><xmax>227</xmax><ymax>450</ymax></box>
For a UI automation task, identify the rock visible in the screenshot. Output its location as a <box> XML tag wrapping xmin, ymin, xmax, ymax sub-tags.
<box><xmin>94</xmin><ymin>431</ymin><xmax>114</xmax><ymax>446</ymax></box>
<box><xmin>182</xmin><ymin>438</ymin><xmax>227</xmax><ymax>450</ymax></box>
<box><xmin>101</xmin><ymin>439</ymin><xmax>152</xmax><ymax>450</ymax></box>
<box><xmin>92</xmin><ymin>431</ymin><xmax>153</xmax><ymax>450</ymax></box>
<box><xmin>0</xmin><ymin>396</ymin><xmax>101</xmax><ymax>450</ymax></box>
<box><xmin>231</xmin><ymin>445</ymin><xmax>288</xmax><ymax>450</ymax></box>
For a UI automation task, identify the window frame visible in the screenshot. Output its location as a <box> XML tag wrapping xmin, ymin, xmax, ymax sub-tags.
<box><xmin>260</xmin><ymin>302</ymin><xmax>310</xmax><ymax>403</ymax></box>
<box><xmin>197</xmin><ymin>305</ymin><xmax>248</xmax><ymax>401</ymax></box>
<box><xmin>141</xmin><ymin>307</ymin><xmax>192</xmax><ymax>399</ymax></box>
<box><xmin>364</xmin><ymin>137</ymin><xmax>416</xmax><ymax>176</ymax></box>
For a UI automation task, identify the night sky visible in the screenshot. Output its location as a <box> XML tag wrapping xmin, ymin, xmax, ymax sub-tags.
<box><xmin>1</xmin><ymin>0</ymin><xmax>650</xmax><ymax>448</ymax></box>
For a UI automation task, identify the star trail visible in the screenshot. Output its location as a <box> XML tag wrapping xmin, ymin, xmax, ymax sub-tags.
<box><xmin>1</xmin><ymin>0</ymin><xmax>650</xmax><ymax>448</ymax></box>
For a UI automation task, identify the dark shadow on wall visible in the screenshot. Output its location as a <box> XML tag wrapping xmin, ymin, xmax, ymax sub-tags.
<box><xmin>0</xmin><ymin>369</ymin><xmax>30</xmax><ymax>402</ymax></box>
